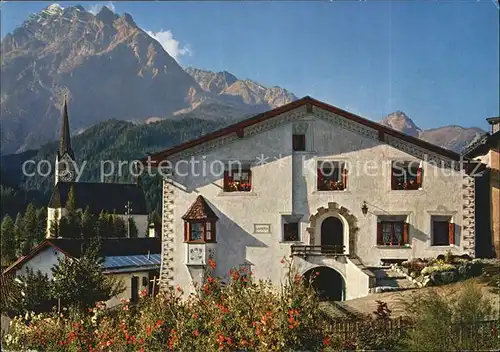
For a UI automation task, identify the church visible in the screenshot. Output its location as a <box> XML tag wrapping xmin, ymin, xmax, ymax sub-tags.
<box><xmin>46</xmin><ymin>99</ymin><xmax>150</xmax><ymax>238</ymax></box>
<box><xmin>142</xmin><ymin>96</ymin><xmax>480</xmax><ymax>300</ymax></box>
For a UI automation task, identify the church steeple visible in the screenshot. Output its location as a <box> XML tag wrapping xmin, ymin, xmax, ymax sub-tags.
<box><xmin>55</xmin><ymin>96</ymin><xmax>76</xmax><ymax>185</ymax></box>
<box><xmin>58</xmin><ymin>97</ymin><xmax>74</xmax><ymax>159</ymax></box>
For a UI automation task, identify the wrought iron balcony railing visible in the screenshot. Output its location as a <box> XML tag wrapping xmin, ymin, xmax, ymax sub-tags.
<box><xmin>291</xmin><ymin>245</ymin><xmax>345</xmax><ymax>257</ymax></box>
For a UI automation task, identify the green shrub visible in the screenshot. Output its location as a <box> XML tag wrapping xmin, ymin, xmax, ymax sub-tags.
<box><xmin>421</xmin><ymin>263</ymin><xmax>455</xmax><ymax>276</ymax></box>
<box><xmin>401</xmin><ymin>282</ymin><xmax>499</xmax><ymax>351</ymax></box>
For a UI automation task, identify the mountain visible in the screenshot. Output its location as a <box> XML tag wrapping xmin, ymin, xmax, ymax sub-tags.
<box><xmin>185</xmin><ymin>67</ymin><xmax>297</xmax><ymax>109</ymax></box>
<box><xmin>380</xmin><ymin>111</ymin><xmax>421</xmax><ymax>137</ymax></box>
<box><xmin>0</xmin><ymin>4</ymin><xmax>484</xmax><ymax>157</ymax></box>
<box><xmin>380</xmin><ymin>112</ymin><xmax>484</xmax><ymax>153</ymax></box>
<box><xmin>419</xmin><ymin>126</ymin><xmax>485</xmax><ymax>153</ymax></box>
<box><xmin>0</xmin><ymin>5</ymin><xmax>296</xmax><ymax>154</ymax></box>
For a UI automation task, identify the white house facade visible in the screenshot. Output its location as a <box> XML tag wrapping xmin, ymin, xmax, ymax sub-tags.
<box><xmin>144</xmin><ymin>97</ymin><xmax>477</xmax><ymax>301</ymax></box>
<box><xmin>2</xmin><ymin>238</ymin><xmax>161</xmax><ymax>308</ymax></box>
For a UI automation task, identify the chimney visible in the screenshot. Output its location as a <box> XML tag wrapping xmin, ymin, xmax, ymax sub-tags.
<box><xmin>486</xmin><ymin>117</ymin><xmax>500</xmax><ymax>134</ymax></box>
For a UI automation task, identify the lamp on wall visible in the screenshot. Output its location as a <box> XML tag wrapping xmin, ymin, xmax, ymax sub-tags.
<box><xmin>361</xmin><ymin>201</ymin><xmax>368</xmax><ymax>216</ymax></box>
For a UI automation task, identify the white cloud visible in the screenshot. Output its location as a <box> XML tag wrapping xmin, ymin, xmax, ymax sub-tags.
<box><xmin>145</xmin><ymin>29</ymin><xmax>192</xmax><ymax>62</ymax></box>
<box><xmin>88</xmin><ymin>2</ymin><xmax>115</xmax><ymax>15</ymax></box>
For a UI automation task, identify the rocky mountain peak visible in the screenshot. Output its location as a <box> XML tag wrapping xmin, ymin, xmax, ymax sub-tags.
<box><xmin>185</xmin><ymin>67</ymin><xmax>297</xmax><ymax>109</ymax></box>
<box><xmin>380</xmin><ymin>111</ymin><xmax>422</xmax><ymax>137</ymax></box>
<box><xmin>95</xmin><ymin>5</ymin><xmax>119</xmax><ymax>24</ymax></box>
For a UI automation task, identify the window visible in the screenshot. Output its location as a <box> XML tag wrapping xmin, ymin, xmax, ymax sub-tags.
<box><xmin>293</xmin><ymin>134</ymin><xmax>306</xmax><ymax>151</ymax></box>
<box><xmin>377</xmin><ymin>219</ymin><xmax>409</xmax><ymax>246</ymax></box>
<box><xmin>317</xmin><ymin>161</ymin><xmax>347</xmax><ymax>191</ymax></box>
<box><xmin>184</xmin><ymin>220</ymin><xmax>217</xmax><ymax>243</ymax></box>
<box><xmin>391</xmin><ymin>161</ymin><xmax>422</xmax><ymax>190</ymax></box>
<box><xmin>224</xmin><ymin>164</ymin><xmax>252</xmax><ymax>192</ymax></box>
<box><xmin>283</xmin><ymin>222</ymin><xmax>300</xmax><ymax>242</ymax></box>
<box><xmin>293</xmin><ymin>123</ymin><xmax>309</xmax><ymax>151</ymax></box>
<box><xmin>432</xmin><ymin>216</ymin><xmax>454</xmax><ymax>246</ymax></box>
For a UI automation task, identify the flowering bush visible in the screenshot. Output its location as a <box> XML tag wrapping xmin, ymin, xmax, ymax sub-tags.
<box><xmin>421</xmin><ymin>263</ymin><xmax>456</xmax><ymax>276</ymax></box>
<box><xmin>3</xmin><ymin>259</ymin><xmax>329</xmax><ymax>351</ymax></box>
<box><xmin>401</xmin><ymin>259</ymin><xmax>426</xmax><ymax>276</ymax></box>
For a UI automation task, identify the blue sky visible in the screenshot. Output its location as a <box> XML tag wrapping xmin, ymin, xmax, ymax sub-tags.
<box><xmin>1</xmin><ymin>1</ymin><xmax>498</xmax><ymax>130</ymax></box>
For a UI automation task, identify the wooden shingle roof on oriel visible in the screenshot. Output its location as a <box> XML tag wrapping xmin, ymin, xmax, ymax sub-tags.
<box><xmin>182</xmin><ymin>195</ymin><xmax>218</xmax><ymax>220</ymax></box>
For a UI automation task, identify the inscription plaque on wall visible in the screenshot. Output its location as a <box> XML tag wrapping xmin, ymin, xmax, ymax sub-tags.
<box><xmin>254</xmin><ymin>224</ymin><xmax>271</xmax><ymax>234</ymax></box>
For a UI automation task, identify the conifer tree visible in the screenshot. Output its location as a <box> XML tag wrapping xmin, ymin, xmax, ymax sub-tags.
<box><xmin>113</xmin><ymin>214</ymin><xmax>126</xmax><ymax>238</ymax></box>
<box><xmin>81</xmin><ymin>207</ymin><xmax>96</xmax><ymax>239</ymax></box>
<box><xmin>49</xmin><ymin>209</ymin><xmax>60</xmax><ymax>238</ymax></box>
<box><xmin>20</xmin><ymin>204</ymin><xmax>37</xmax><ymax>255</ymax></box>
<box><xmin>65</xmin><ymin>186</ymin><xmax>81</xmax><ymax>238</ymax></box>
<box><xmin>128</xmin><ymin>217</ymin><xmax>138</xmax><ymax>238</ymax></box>
<box><xmin>51</xmin><ymin>239</ymin><xmax>125</xmax><ymax>311</ymax></box>
<box><xmin>1</xmin><ymin>215</ymin><xmax>17</xmax><ymax>266</ymax></box>
<box><xmin>35</xmin><ymin>207</ymin><xmax>47</xmax><ymax>243</ymax></box>
<box><xmin>14</xmin><ymin>212</ymin><xmax>24</xmax><ymax>256</ymax></box>
<box><xmin>96</xmin><ymin>211</ymin><xmax>109</xmax><ymax>238</ymax></box>
<box><xmin>59</xmin><ymin>215</ymin><xmax>70</xmax><ymax>238</ymax></box>
<box><xmin>66</xmin><ymin>185</ymin><xmax>77</xmax><ymax>213</ymax></box>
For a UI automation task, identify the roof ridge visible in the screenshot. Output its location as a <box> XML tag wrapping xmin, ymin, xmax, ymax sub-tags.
<box><xmin>142</xmin><ymin>96</ymin><xmax>463</xmax><ymax>164</ymax></box>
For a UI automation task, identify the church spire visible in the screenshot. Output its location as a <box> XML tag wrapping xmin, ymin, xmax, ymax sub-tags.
<box><xmin>59</xmin><ymin>96</ymin><xmax>74</xmax><ymax>159</ymax></box>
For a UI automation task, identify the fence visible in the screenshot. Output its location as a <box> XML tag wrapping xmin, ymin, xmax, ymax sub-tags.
<box><xmin>325</xmin><ymin>317</ymin><xmax>499</xmax><ymax>346</ymax></box>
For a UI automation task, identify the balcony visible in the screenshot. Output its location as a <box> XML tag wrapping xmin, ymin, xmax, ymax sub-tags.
<box><xmin>291</xmin><ymin>245</ymin><xmax>345</xmax><ymax>257</ymax></box>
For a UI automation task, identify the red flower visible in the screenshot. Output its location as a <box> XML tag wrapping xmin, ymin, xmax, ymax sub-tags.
<box><xmin>193</xmin><ymin>329</ymin><xmax>200</xmax><ymax>336</ymax></box>
<box><xmin>208</xmin><ymin>258</ymin><xmax>216</xmax><ymax>269</ymax></box>
<box><xmin>323</xmin><ymin>337</ymin><xmax>331</xmax><ymax>346</ymax></box>
<box><xmin>176</xmin><ymin>285</ymin><xmax>183</xmax><ymax>292</ymax></box>
<box><xmin>315</xmin><ymin>271</ymin><xmax>320</xmax><ymax>276</ymax></box>
<box><xmin>192</xmin><ymin>313</ymin><xmax>198</xmax><ymax>319</ymax></box>
<box><xmin>280</xmin><ymin>258</ymin><xmax>285</xmax><ymax>264</ymax></box>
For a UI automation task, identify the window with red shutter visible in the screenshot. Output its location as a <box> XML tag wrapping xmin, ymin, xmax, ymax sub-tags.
<box><xmin>391</xmin><ymin>161</ymin><xmax>421</xmax><ymax>190</ymax></box>
<box><xmin>448</xmin><ymin>222</ymin><xmax>455</xmax><ymax>245</ymax></box>
<box><xmin>223</xmin><ymin>164</ymin><xmax>252</xmax><ymax>192</ymax></box>
<box><xmin>377</xmin><ymin>216</ymin><xmax>409</xmax><ymax>246</ymax></box>
<box><xmin>317</xmin><ymin>161</ymin><xmax>346</xmax><ymax>191</ymax></box>
<box><xmin>431</xmin><ymin>217</ymin><xmax>452</xmax><ymax>246</ymax></box>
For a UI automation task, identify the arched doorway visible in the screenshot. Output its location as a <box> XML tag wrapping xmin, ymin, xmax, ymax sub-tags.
<box><xmin>321</xmin><ymin>216</ymin><xmax>344</xmax><ymax>248</ymax></box>
<box><xmin>303</xmin><ymin>266</ymin><xmax>345</xmax><ymax>301</ymax></box>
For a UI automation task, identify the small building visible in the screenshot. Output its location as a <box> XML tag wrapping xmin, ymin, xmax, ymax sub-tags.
<box><xmin>46</xmin><ymin>98</ymin><xmax>150</xmax><ymax>237</ymax></box>
<box><xmin>463</xmin><ymin>117</ymin><xmax>500</xmax><ymax>258</ymax></box>
<box><xmin>2</xmin><ymin>238</ymin><xmax>161</xmax><ymax>307</ymax></box>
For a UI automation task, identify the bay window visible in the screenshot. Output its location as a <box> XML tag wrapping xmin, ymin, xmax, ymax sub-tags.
<box><xmin>184</xmin><ymin>220</ymin><xmax>217</xmax><ymax>243</ymax></box>
<box><xmin>182</xmin><ymin>195</ymin><xmax>219</xmax><ymax>243</ymax></box>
